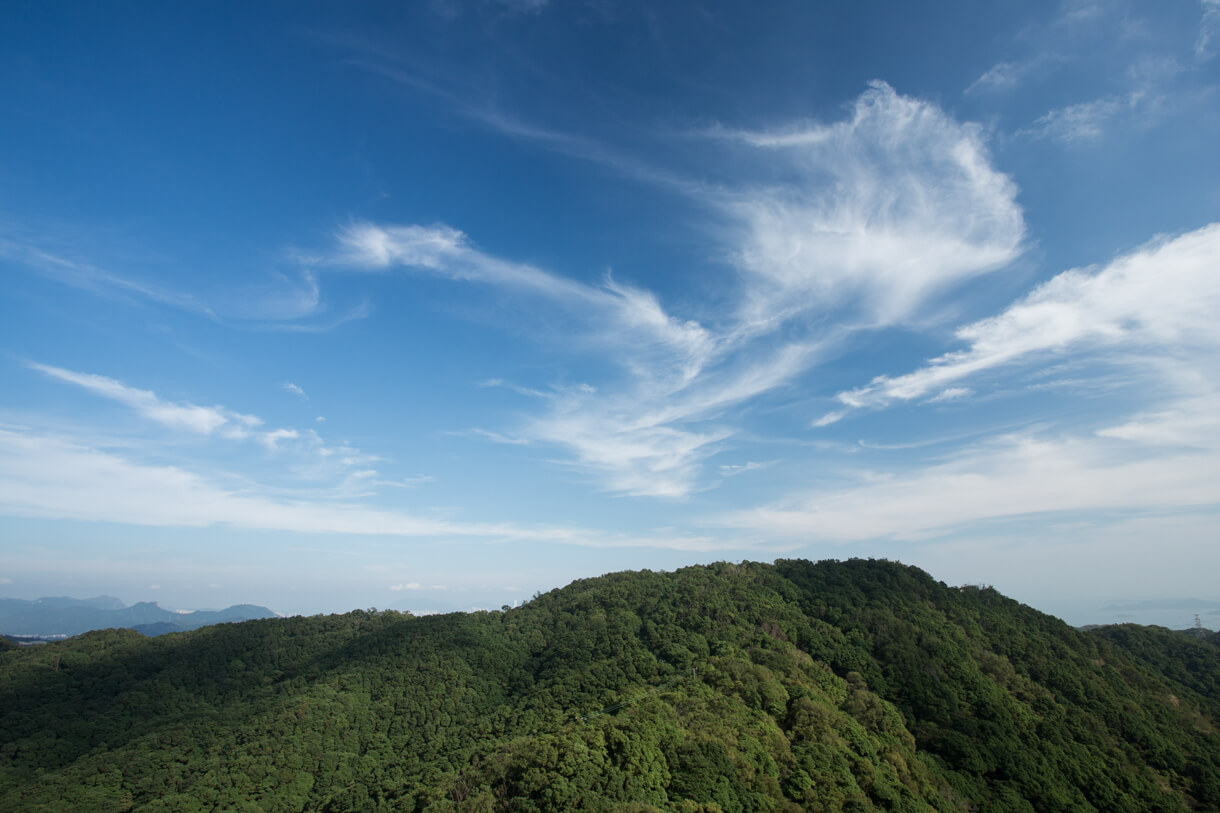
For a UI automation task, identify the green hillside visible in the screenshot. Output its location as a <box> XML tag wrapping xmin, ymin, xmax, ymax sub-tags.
<box><xmin>1</xmin><ymin>559</ymin><xmax>1217</xmax><ymax>812</ymax></box>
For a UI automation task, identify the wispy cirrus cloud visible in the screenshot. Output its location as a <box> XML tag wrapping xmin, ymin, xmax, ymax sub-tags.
<box><xmin>1198</xmin><ymin>0</ymin><xmax>1220</xmax><ymax>60</ymax></box>
<box><xmin>962</xmin><ymin>0</ymin><xmax>1109</xmax><ymax>98</ymax></box>
<box><xmin>338</xmin><ymin>222</ymin><xmax>715</xmax><ymax>385</ymax></box>
<box><xmin>338</xmin><ymin>50</ymin><xmax>686</xmax><ymax>192</ymax></box>
<box><xmin>718</xmin><ymin>461</ymin><xmax>770</xmax><ymax>477</ymax></box>
<box><xmin>1017</xmin><ymin>56</ymin><xmax>1181</xmax><ymax>143</ymax></box>
<box><xmin>336</xmin><ymin>221</ymin><xmax>736</xmax><ymax>497</ymax></box>
<box><xmin>1</xmin><ymin>221</ymin><xmax>368</xmax><ymax>333</ymax></box>
<box><xmin>27</xmin><ymin>363</ymin><xmax>393</xmax><ymax>491</ymax></box>
<box><xmin>834</xmin><ymin>223</ymin><xmax>1220</xmax><ymax>414</ymax></box>
<box><xmin>714</xmin><ymin>81</ymin><xmax>1025</xmax><ymax>330</ymax></box>
<box><xmin>715</xmin><ymin>396</ymin><xmax>1220</xmax><ymax>544</ymax></box>
<box><xmin>0</xmin><ymin>425</ymin><xmax>736</xmax><ymax>550</ymax></box>
<box><xmin>0</xmin><ymin>235</ymin><xmax>216</xmax><ymax>317</ymax></box>
<box><xmin>965</xmin><ymin>2</ymin><xmax>1207</xmax><ymax>142</ymax></box>
<box><xmin>30</xmin><ymin>363</ymin><xmax>260</xmax><ymax>437</ymax></box>
<box><xmin>0</xmin><ymin>426</ymin><xmax>540</xmax><ymax>539</ymax></box>
<box><xmin>1019</xmin><ymin>95</ymin><xmax>1133</xmax><ymax>142</ymax></box>
<box><xmin>259</xmin><ymin>428</ymin><xmax>300</xmax><ymax>450</ymax></box>
<box><xmin>966</xmin><ymin>61</ymin><xmax>1028</xmax><ymax>95</ymax></box>
<box><xmin>926</xmin><ymin>387</ymin><xmax>973</xmax><ymax>404</ymax></box>
<box><xmin>329</xmin><ymin>83</ymin><xmax>1026</xmax><ymax>497</ymax></box>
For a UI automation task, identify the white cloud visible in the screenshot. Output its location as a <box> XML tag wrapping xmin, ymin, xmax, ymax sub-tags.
<box><xmin>478</xmin><ymin>378</ymin><xmax>549</xmax><ymax>398</ymax></box>
<box><xmin>812</xmin><ymin>411</ymin><xmax>845</xmax><ymax>428</ymax></box>
<box><xmin>0</xmin><ymin>577</ymin><xmax>12</xmax><ymax>585</ymax></box>
<box><xmin>1199</xmin><ymin>0</ymin><xmax>1220</xmax><ymax>60</ymax></box>
<box><xmin>260</xmin><ymin>428</ymin><xmax>300</xmax><ymax>450</ymax></box>
<box><xmin>339</xmin><ymin>223</ymin><xmax>467</xmax><ymax>271</ymax></box>
<box><xmin>1018</xmin><ymin>53</ymin><xmax>1184</xmax><ymax>144</ymax></box>
<box><xmin>1</xmin><ymin>227</ymin><xmax>364</xmax><ymax>332</ymax></box>
<box><xmin>837</xmin><ymin>223</ymin><xmax>1220</xmax><ymax>412</ymax></box>
<box><xmin>527</xmin><ymin>411</ymin><xmax>731</xmax><ymax>498</ymax></box>
<box><xmin>0</xmin><ymin>426</ymin><xmax>571</xmax><ymax>541</ymax></box>
<box><xmin>381</xmin><ymin>475</ymin><xmax>434</xmax><ymax>488</ymax></box>
<box><xmin>0</xmin><ymin>236</ymin><xmax>215</xmax><ymax>316</ymax></box>
<box><xmin>31</xmin><ymin>363</ymin><xmax>250</xmax><ymax>435</ymax></box>
<box><xmin>459</xmin><ymin>428</ymin><xmax>531</xmax><ymax>446</ymax></box>
<box><xmin>0</xmin><ymin>425</ymin><xmax>744</xmax><ymax>551</ymax></box>
<box><xmin>1055</xmin><ymin>0</ymin><xmax>1106</xmax><ymax>27</ymax></box>
<box><xmin>718</xmin><ymin>461</ymin><xmax>766</xmax><ymax>477</ymax></box>
<box><xmin>926</xmin><ymin>387</ymin><xmax>973</xmax><ymax>404</ymax></box>
<box><xmin>390</xmin><ymin>582</ymin><xmax>423</xmax><ymax>591</ymax></box>
<box><xmin>283</xmin><ymin>382</ymin><xmax>306</xmax><ymax>398</ymax></box>
<box><xmin>1020</xmin><ymin>94</ymin><xmax>1140</xmax><ymax>142</ymax></box>
<box><xmin>720</xmin><ymin>82</ymin><xmax>1025</xmax><ymax>329</ymax></box>
<box><xmin>1096</xmin><ymin>393</ymin><xmax>1220</xmax><ymax>446</ymax></box>
<box><xmin>28</xmin><ymin>364</ymin><xmax>406</xmax><ymax>493</ymax></box>
<box><xmin>714</xmin><ymin>405</ymin><xmax>1220</xmax><ymax>544</ymax></box>
<box><xmin>965</xmin><ymin>62</ymin><xmax>1025</xmax><ymax>94</ymax></box>
<box><xmin>30</xmin><ymin>362</ymin><xmax>324</xmax><ymax>453</ymax></box>
<box><xmin>519</xmin><ymin>341</ymin><xmax>817</xmax><ymax>497</ymax></box>
<box><xmin>338</xmin><ymin>223</ymin><xmax>716</xmax><ymax>383</ymax></box>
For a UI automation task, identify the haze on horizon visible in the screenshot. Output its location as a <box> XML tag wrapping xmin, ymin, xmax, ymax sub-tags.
<box><xmin>2</xmin><ymin>0</ymin><xmax>1219</xmax><ymax>628</ymax></box>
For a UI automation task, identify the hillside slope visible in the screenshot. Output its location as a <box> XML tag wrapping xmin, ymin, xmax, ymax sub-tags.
<box><xmin>1</xmin><ymin>559</ymin><xmax>1217</xmax><ymax>812</ymax></box>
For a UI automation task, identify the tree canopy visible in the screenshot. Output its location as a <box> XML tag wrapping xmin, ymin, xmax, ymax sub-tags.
<box><xmin>2</xmin><ymin>559</ymin><xmax>1217</xmax><ymax>811</ymax></box>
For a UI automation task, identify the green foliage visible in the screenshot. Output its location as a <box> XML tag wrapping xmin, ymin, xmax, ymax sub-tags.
<box><xmin>1</xmin><ymin>560</ymin><xmax>1217</xmax><ymax>812</ymax></box>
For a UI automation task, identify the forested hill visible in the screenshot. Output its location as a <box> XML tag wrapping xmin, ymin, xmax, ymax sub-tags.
<box><xmin>2</xmin><ymin>560</ymin><xmax>1219</xmax><ymax>812</ymax></box>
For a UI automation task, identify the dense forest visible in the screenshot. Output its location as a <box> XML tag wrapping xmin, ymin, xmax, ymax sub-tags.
<box><xmin>2</xmin><ymin>559</ymin><xmax>1218</xmax><ymax>812</ymax></box>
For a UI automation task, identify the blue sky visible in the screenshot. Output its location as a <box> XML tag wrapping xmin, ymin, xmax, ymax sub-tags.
<box><xmin>3</xmin><ymin>0</ymin><xmax>1219</xmax><ymax>626</ymax></box>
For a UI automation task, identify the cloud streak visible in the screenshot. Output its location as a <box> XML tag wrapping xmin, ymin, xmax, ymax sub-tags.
<box><xmin>716</xmin><ymin>397</ymin><xmax>1220</xmax><ymax>544</ymax></box>
<box><xmin>31</xmin><ymin>363</ymin><xmax>260</xmax><ymax>437</ymax></box>
<box><xmin>27</xmin><ymin>363</ymin><xmax>402</xmax><ymax>495</ymax></box>
<box><xmin>0</xmin><ymin>425</ymin><xmax>742</xmax><ymax>551</ymax></box>
<box><xmin>1199</xmin><ymin>0</ymin><xmax>1220</xmax><ymax>60</ymax></box>
<box><xmin>0</xmin><ymin>223</ymin><xmax>371</xmax><ymax>334</ymax></box>
<box><xmin>835</xmin><ymin>223</ymin><xmax>1220</xmax><ymax>412</ymax></box>
<box><xmin>0</xmin><ymin>427</ymin><xmax>536</xmax><ymax>539</ymax></box>
<box><xmin>338</xmin><ymin>222</ymin><xmax>716</xmax><ymax>385</ymax></box>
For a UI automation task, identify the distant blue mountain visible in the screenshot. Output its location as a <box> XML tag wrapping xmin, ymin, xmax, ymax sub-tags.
<box><xmin>0</xmin><ymin>597</ymin><xmax>277</xmax><ymax>637</ymax></box>
<box><xmin>29</xmin><ymin>595</ymin><xmax>127</xmax><ymax>611</ymax></box>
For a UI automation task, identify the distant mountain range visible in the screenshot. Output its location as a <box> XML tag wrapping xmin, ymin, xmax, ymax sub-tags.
<box><xmin>0</xmin><ymin>595</ymin><xmax>277</xmax><ymax>637</ymax></box>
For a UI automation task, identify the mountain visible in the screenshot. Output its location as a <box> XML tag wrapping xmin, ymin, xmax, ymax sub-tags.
<box><xmin>0</xmin><ymin>596</ymin><xmax>277</xmax><ymax>637</ymax></box>
<box><xmin>29</xmin><ymin>595</ymin><xmax>127</xmax><ymax>611</ymax></box>
<box><xmin>1</xmin><ymin>559</ymin><xmax>1218</xmax><ymax>811</ymax></box>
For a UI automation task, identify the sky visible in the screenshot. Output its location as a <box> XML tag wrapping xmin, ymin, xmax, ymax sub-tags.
<box><xmin>2</xmin><ymin>0</ymin><xmax>1219</xmax><ymax>627</ymax></box>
